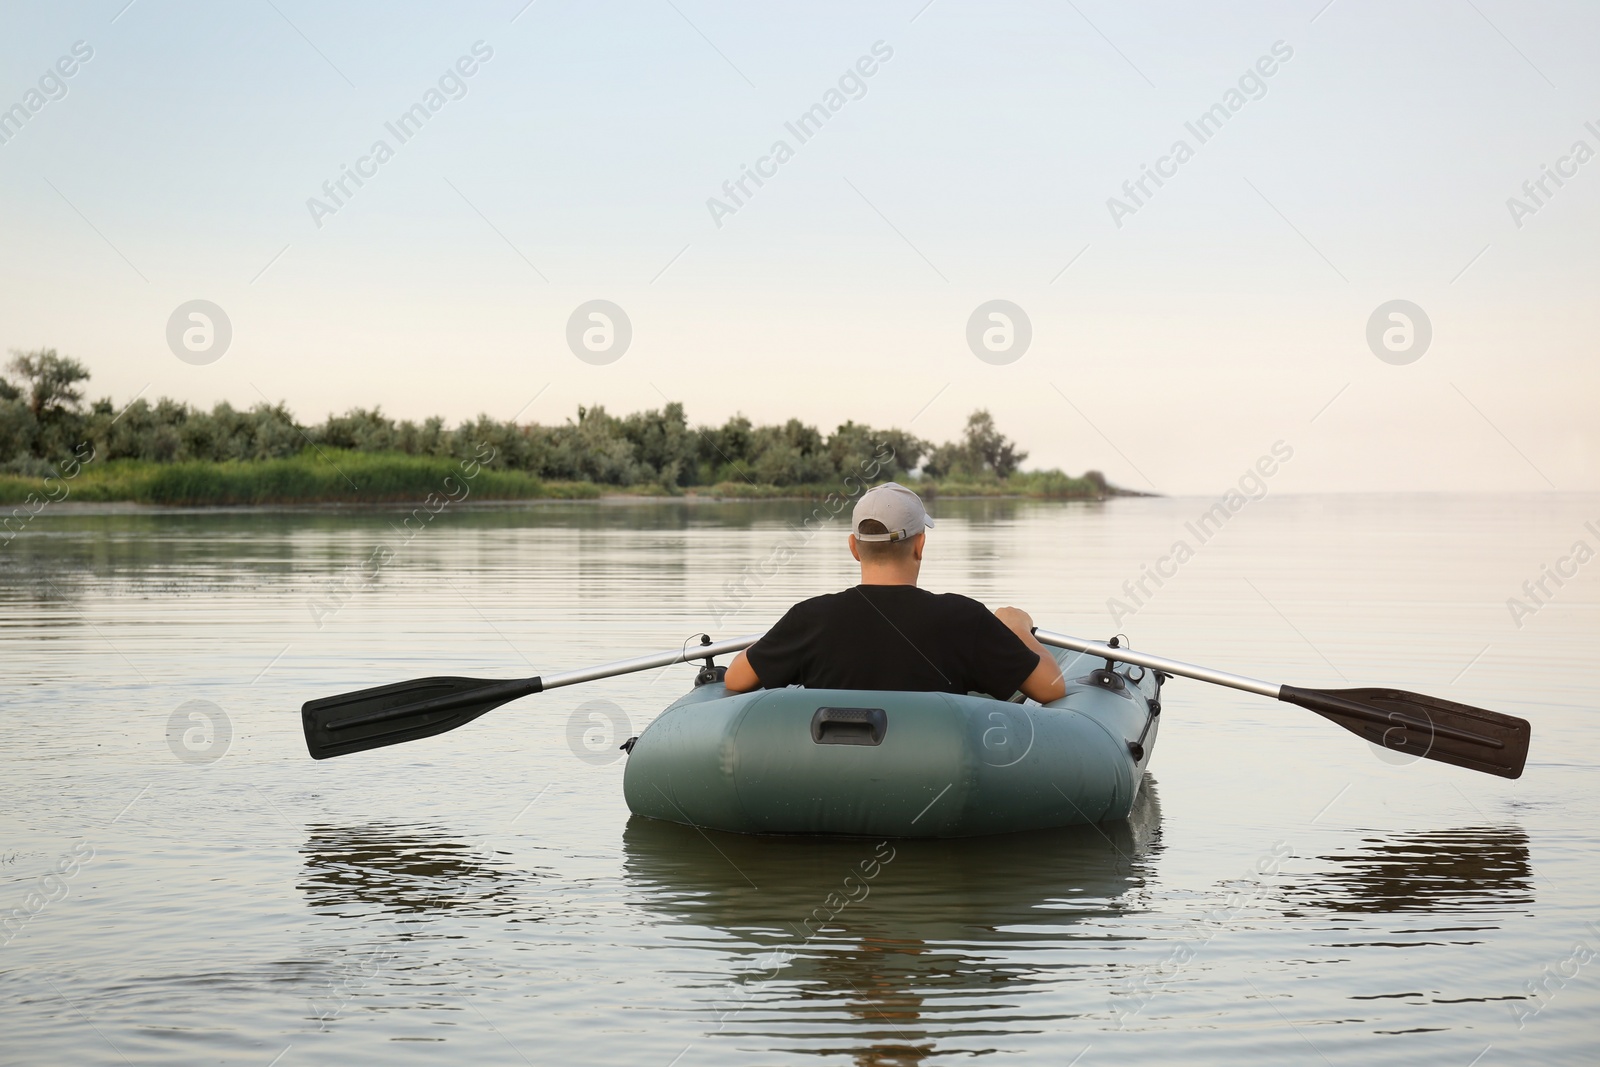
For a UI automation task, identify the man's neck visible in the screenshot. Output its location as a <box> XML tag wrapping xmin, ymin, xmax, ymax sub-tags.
<box><xmin>857</xmin><ymin>569</ymin><xmax>919</xmax><ymax>586</ymax></box>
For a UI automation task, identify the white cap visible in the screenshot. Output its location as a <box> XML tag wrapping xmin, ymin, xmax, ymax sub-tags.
<box><xmin>852</xmin><ymin>482</ymin><xmax>935</xmax><ymax>542</ymax></box>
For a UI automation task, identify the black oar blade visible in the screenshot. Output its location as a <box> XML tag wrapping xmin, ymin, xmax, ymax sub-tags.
<box><xmin>302</xmin><ymin>675</ymin><xmax>540</xmax><ymax>760</ymax></box>
<box><xmin>1279</xmin><ymin>685</ymin><xmax>1530</xmax><ymax>779</ymax></box>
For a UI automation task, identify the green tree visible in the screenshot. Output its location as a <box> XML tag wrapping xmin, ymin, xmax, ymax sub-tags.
<box><xmin>7</xmin><ymin>349</ymin><xmax>89</xmax><ymax>421</ymax></box>
<box><xmin>962</xmin><ymin>409</ymin><xmax>1026</xmax><ymax>478</ymax></box>
<box><xmin>0</xmin><ymin>397</ymin><xmax>35</xmax><ymax>465</ymax></box>
<box><xmin>747</xmin><ymin>418</ymin><xmax>832</xmax><ymax>486</ymax></box>
<box><xmin>0</xmin><ymin>370</ymin><xmax>30</xmax><ymax>463</ymax></box>
<box><xmin>621</xmin><ymin>402</ymin><xmax>698</xmax><ymax>487</ymax></box>
<box><xmin>694</xmin><ymin>414</ymin><xmax>755</xmax><ymax>482</ymax></box>
<box><xmin>315</xmin><ymin>407</ymin><xmax>401</xmax><ymax>452</ymax></box>
<box><xmin>5</xmin><ymin>349</ymin><xmax>91</xmax><ymax>459</ymax></box>
<box><xmin>922</xmin><ymin>410</ymin><xmax>1027</xmax><ymax>480</ymax></box>
<box><xmin>535</xmin><ymin>405</ymin><xmax>648</xmax><ymax>484</ymax></box>
<box><xmin>826</xmin><ymin>421</ymin><xmax>926</xmax><ymax>481</ymax></box>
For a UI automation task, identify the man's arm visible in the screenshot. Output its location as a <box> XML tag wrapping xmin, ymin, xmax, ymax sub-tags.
<box><xmin>993</xmin><ymin>607</ymin><xmax>1066</xmax><ymax>703</ymax></box>
<box><xmin>723</xmin><ymin>650</ymin><xmax>760</xmax><ymax>693</ymax></box>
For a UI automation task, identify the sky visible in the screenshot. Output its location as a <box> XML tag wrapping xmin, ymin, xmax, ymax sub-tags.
<box><xmin>1</xmin><ymin>0</ymin><xmax>1595</xmax><ymax>494</ymax></box>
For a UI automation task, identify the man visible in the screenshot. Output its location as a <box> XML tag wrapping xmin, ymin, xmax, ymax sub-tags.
<box><xmin>723</xmin><ymin>482</ymin><xmax>1067</xmax><ymax>702</ymax></box>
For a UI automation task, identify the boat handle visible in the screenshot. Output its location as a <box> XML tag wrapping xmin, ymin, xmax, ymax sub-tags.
<box><xmin>811</xmin><ymin>707</ymin><xmax>888</xmax><ymax>746</ymax></box>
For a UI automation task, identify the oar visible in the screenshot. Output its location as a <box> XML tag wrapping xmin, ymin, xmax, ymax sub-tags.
<box><xmin>1033</xmin><ymin>629</ymin><xmax>1530</xmax><ymax>779</ymax></box>
<box><xmin>302</xmin><ymin>633</ymin><xmax>762</xmax><ymax>760</ymax></box>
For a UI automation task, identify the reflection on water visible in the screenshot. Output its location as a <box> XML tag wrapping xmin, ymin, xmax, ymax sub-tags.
<box><xmin>1285</xmin><ymin>825</ymin><xmax>1533</xmax><ymax>916</ymax></box>
<box><xmin>623</xmin><ymin>781</ymin><xmax>1161</xmax><ymax>1065</ymax></box>
<box><xmin>299</xmin><ymin>823</ymin><xmax>541</xmax><ymax>921</ymax></box>
<box><xmin>0</xmin><ymin>498</ymin><xmax>1063</xmax><ymax>616</ymax></box>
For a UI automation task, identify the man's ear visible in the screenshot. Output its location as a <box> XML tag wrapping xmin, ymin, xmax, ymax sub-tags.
<box><xmin>848</xmin><ymin>534</ymin><xmax>862</xmax><ymax>562</ymax></box>
<box><xmin>912</xmin><ymin>532</ymin><xmax>925</xmax><ymax>561</ymax></box>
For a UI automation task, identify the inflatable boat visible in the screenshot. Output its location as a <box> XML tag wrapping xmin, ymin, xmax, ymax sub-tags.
<box><xmin>623</xmin><ymin>647</ymin><xmax>1163</xmax><ymax>837</ymax></box>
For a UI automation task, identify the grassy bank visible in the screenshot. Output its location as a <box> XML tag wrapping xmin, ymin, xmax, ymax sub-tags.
<box><xmin>694</xmin><ymin>469</ymin><xmax>1117</xmax><ymax>501</ymax></box>
<box><xmin>0</xmin><ymin>452</ymin><xmax>1126</xmax><ymax>507</ymax></box>
<box><xmin>0</xmin><ymin>451</ymin><xmax>602</xmax><ymax>506</ymax></box>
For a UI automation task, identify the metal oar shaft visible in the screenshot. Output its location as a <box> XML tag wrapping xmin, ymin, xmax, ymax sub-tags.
<box><xmin>1033</xmin><ymin>629</ymin><xmax>1282</xmax><ymax>699</ymax></box>
<box><xmin>540</xmin><ymin>633</ymin><xmax>764</xmax><ymax>691</ymax></box>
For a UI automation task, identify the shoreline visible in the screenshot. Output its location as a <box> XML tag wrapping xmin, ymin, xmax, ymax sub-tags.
<box><xmin>0</xmin><ymin>452</ymin><xmax>1141</xmax><ymax>509</ymax></box>
<box><xmin>11</xmin><ymin>490</ymin><xmax>1141</xmax><ymax>515</ymax></box>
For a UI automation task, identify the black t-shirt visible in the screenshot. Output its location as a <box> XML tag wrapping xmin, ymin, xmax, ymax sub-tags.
<box><xmin>744</xmin><ymin>585</ymin><xmax>1041</xmax><ymax>699</ymax></box>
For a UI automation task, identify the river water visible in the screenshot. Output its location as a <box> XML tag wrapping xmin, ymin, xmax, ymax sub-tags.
<box><xmin>2</xmin><ymin>494</ymin><xmax>1595</xmax><ymax>1065</ymax></box>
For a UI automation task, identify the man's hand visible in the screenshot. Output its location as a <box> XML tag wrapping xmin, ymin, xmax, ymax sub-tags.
<box><xmin>994</xmin><ymin>606</ymin><xmax>1066</xmax><ymax>703</ymax></box>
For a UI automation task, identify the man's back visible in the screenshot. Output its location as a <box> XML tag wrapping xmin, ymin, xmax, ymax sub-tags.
<box><xmin>722</xmin><ymin>481</ymin><xmax>1066</xmax><ymax>705</ymax></box>
<box><xmin>745</xmin><ymin>584</ymin><xmax>1042</xmax><ymax>700</ymax></box>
